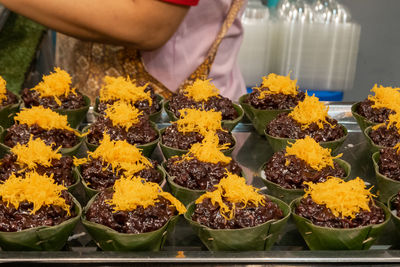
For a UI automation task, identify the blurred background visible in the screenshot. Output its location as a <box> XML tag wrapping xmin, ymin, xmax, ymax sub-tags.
<box><xmin>0</xmin><ymin>0</ymin><xmax>399</xmax><ymax>102</ymax></box>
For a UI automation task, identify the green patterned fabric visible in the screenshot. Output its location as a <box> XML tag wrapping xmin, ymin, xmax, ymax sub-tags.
<box><xmin>0</xmin><ymin>13</ymin><xmax>45</xmax><ymax>94</ymax></box>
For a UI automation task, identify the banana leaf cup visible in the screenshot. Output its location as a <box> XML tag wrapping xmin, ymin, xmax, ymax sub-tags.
<box><xmin>78</xmin><ymin>165</ymin><xmax>167</xmax><ymax>199</ymax></box>
<box><xmin>364</xmin><ymin>126</ymin><xmax>388</xmax><ymax>155</ymax></box>
<box><xmin>163</xmin><ymin>161</ymin><xmax>245</xmax><ymax>206</ymax></box>
<box><xmin>239</xmin><ymin>94</ymin><xmax>291</xmax><ymax>135</ymax></box>
<box><xmin>0</xmin><ymin>194</ymin><xmax>82</xmax><ymax>251</ymax></box>
<box><xmin>387</xmin><ymin>193</ymin><xmax>400</xmax><ymax>236</ymax></box>
<box><xmin>258</xmin><ymin>158</ymin><xmax>351</xmax><ymax>204</ymax></box>
<box><xmin>54</xmin><ymin>95</ymin><xmax>91</xmax><ymax>129</ymax></box>
<box><xmin>264</xmin><ymin>125</ymin><xmax>348</xmax><ymax>154</ymax></box>
<box><xmin>372</xmin><ymin>151</ymin><xmax>400</xmax><ymax>204</ymax></box>
<box><xmin>184</xmin><ymin>195</ymin><xmax>290</xmax><ymax>251</ymax></box>
<box><xmin>159</xmin><ymin>127</ymin><xmax>236</xmax><ymax>160</ymax></box>
<box><xmin>351</xmin><ymin>102</ymin><xmax>378</xmax><ymax>133</ymax></box>
<box><xmin>290</xmin><ymin>197</ymin><xmax>390</xmax><ymax>250</ymax></box>
<box><xmin>94</xmin><ymin>94</ymin><xmax>164</xmax><ymax>123</ymax></box>
<box><xmin>163</xmin><ymin>100</ymin><xmax>244</xmax><ymax>131</ymax></box>
<box><xmin>83</xmin><ymin>122</ymin><xmax>160</xmax><ymax>158</ymax></box>
<box><xmin>0</xmin><ymin>127</ymin><xmax>84</xmax><ymax>158</ymax></box>
<box><xmin>0</xmin><ymin>95</ymin><xmax>21</xmax><ymax>129</ymax></box>
<box><xmin>81</xmin><ymin>190</ymin><xmax>180</xmax><ymax>251</ymax></box>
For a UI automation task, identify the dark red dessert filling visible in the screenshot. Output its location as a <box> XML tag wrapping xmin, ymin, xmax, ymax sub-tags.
<box><xmin>369</xmin><ymin>125</ymin><xmax>400</xmax><ymax>147</ymax></box>
<box><xmin>0</xmin><ymin>91</ymin><xmax>18</xmax><ymax>108</ymax></box>
<box><xmin>80</xmin><ymin>157</ymin><xmax>162</xmax><ymax>190</ymax></box>
<box><xmin>161</xmin><ymin>124</ymin><xmax>234</xmax><ymax>150</ymax></box>
<box><xmin>246</xmin><ymin>90</ymin><xmax>305</xmax><ymax>110</ymax></box>
<box><xmin>21</xmin><ymin>88</ymin><xmax>86</xmax><ymax>110</ymax></box>
<box><xmin>378</xmin><ymin>147</ymin><xmax>400</xmax><ymax>180</ymax></box>
<box><xmin>86</xmin><ymin>190</ymin><xmax>177</xmax><ymax>234</ymax></box>
<box><xmin>295</xmin><ymin>196</ymin><xmax>385</xmax><ymax>228</ymax></box>
<box><xmin>168</xmin><ymin>94</ymin><xmax>238</xmax><ymax>120</ymax></box>
<box><xmin>266</xmin><ymin>113</ymin><xmax>345</xmax><ymax>142</ymax></box>
<box><xmin>165</xmin><ymin>156</ymin><xmax>242</xmax><ymax>190</ymax></box>
<box><xmin>357</xmin><ymin>99</ymin><xmax>394</xmax><ymax>123</ymax></box>
<box><xmin>264</xmin><ymin>151</ymin><xmax>346</xmax><ymax>189</ymax></box>
<box><xmin>191</xmin><ymin>197</ymin><xmax>283</xmax><ymax>229</ymax></box>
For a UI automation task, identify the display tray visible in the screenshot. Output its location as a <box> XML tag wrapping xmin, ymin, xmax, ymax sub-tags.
<box><xmin>1</xmin><ymin>102</ymin><xmax>400</xmax><ymax>264</ymax></box>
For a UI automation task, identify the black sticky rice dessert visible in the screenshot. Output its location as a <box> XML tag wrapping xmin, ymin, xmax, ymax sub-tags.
<box><xmin>192</xmin><ymin>172</ymin><xmax>283</xmax><ymax>229</ymax></box>
<box><xmin>369</xmin><ymin>112</ymin><xmax>400</xmax><ymax>148</ymax></box>
<box><xmin>162</xmin><ymin>108</ymin><xmax>234</xmax><ymax>150</ymax></box>
<box><xmin>96</xmin><ymin>76</ymin><xmax>160</xmax><ymax>116</ymax></box>
<box><xmin>85</xmin><ymin>176</ymin><xmax>186</xmax><ymax>234</ymax></box>
<box><xmin>87</xmin><ymin>101</ymin><xmax>158</xmax><ymax>146</ymax></box>
<box><xmin>168</xmin><ymin>79</ymin><xmax>238</xmax><ymax>120</ymax></box>
<box><xmin>0</xmin><ymin>76</ymin><xmax>18</xmax><ymax>108</ymax></box>
<box><xmin>4</xmin><ymin>106</ymin><xmax>80</xmax><ymax>149</ymax></box>
<box><xmin>295</xmin><ymin>177</ymin><xmax>385</xmax><ymax>228</ymax></box>
<box><xmin>245</xmin><ymin>73</ymin><xmax>305</xmax><ymax>110</ymax></box>
<box><xmin>21</xmin><ymin>67</ymin><xmax>86</xmax><ymax>110</ymax></box>
<box><xmin>75</xmin><ymin>134</ymin><xmax>162</xmax><ymax>191</ymax></box>
<box><xmin>264</xmin><ymin>136</ymin><xmax>346</xmax><ymax>189</ymax></box>
<box><xmin>0</xmin><ymin>137</ymin><xmax>74</xmax><ymax>187</ymax></box>
<box><xmin>377</xmin><ymin>144</ymin><xmax>400</xmax><ymax>181</ymax></box>
<box><xmin>266</xmin><ymin>94</ymin><xmax>345</xmax><ymax>142</ymax></box>
<box><xmin>357</xmin><ymin>84</ymin><xmax>400</xmax><ymax>123</ymax></box>
<box><xmin>0</xmin><ymin>171</ymin><xmax>75</xmax><ymax>232</ymax></box>
<box><xmin>165</xmin><ymin>133</ymin><xmax>242</xmax><ymax>191</ymax></box>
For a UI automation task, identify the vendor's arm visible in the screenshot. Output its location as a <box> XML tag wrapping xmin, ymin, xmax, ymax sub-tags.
<box><xmin>0</xmin><ymin>0</ymin><xmax>191</xmax><ymax>50</ymax></box>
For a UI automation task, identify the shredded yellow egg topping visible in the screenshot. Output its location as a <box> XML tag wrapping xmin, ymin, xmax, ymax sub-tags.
<box><xmin>0</xmin><ymin>171</ymin><xmax>70</xmax><ymax>215</ymax></box>
<box><xmin>304</xmin><ymin>177</ymin><xmax>374</xmax><ymax>219</ymax></box>
<box><xmin>31</xmin><ymin>67</ymin><xmax>77</xmax><ymax>106</ymax></box>
<box><xmin>285</xmin><ymin>136</ymin><xmax>342</xmax><ymax>171</ymax></box>
<box><xmin>255</xmin><ymin>73</ymin><xmax>299</xmax><ymax>99</ymax></box>
<box><xmin>196</xmin><ymin>172</ymin><xmax>264</xmax><ymax>220</ymax></box>
<box><xmin>0</xmin><ymin>76</ymin><xmax>7</xmax><ymax>103</ymax></box>
<box><xmin>289</xmin><ymin>94</ymin><xmax>332</xmax><ymax>129</ymax></box>
<box><xmin>99</xmin><ymin>76</ymin><xmax>152</xmax><ymax>105</ymax></box>
<box><xmin>11</xmin><ymin>136</ymin><xmax>62</xmax><ymax>169</ymax></box>
<box><xmin>174</xmin><ymin>108</ymin><xmax>224</xmax><ymax>136</ymax></box>
<box><xmin>372</xmin><ymin>112</ymin><xmax>400</xmax><ymax>136</ymax></box>
<box><xmin>74</xmin><ymin>134</ymin><xmax>152</xmax><ymax>177</ymax></box>
<box><xmin>394</xmin><ymin>143</ymin><xmax>400</xmax><ymax>154</ymax></box>
<box><xmin>105</xmin><ymin>176</ymin><xmax>186</xmax><ymax>214</ymax></box>
<box><xmin>104</xmin><ymin>101</ymin><xmax>143</xmax><ymax>130</ymax></box>
<box><xmin>14</xmin><ymin>106</ymin><xmax>78</xmax><ymax>134</ymax></box>
<box><xmin>180</xmin><ymin>133</ymin><xmax>231</xmax><ymax>164</ymax></box>
<box><xmin>368</xmin><ymin>84</ymin><xmax>400</xmax><ymax>112</ymax></box>
<box><xmin>183</xmin><ymin>79</ymin><xmax>220</xmax><ymax>102</ymax></box>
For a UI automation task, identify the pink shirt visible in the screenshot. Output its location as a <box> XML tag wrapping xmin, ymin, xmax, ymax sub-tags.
<box><xmin>142</xmin><ymin>0</ymin><xmax>246</xmax><ymax>100</ymax></box>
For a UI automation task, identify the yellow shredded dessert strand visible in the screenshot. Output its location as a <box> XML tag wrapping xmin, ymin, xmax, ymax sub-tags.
<box><xmin>183</xmin><ymin>79</ymin><xmax>220</xmax><ymax>102</ymax></box>
<box><xmin>106</xmin><ymin>176</ymin><xmax>186</xmax><ymax>214</ymax></box>
<box><xmin>285</xmin><ymin>136</ymin><xmax>342</xmax><ymax>171</ymax></box>
<box><xmin>0</xmin><ymin>76</ymin><xmax>7</xmax><ymax>104</ymax></box>
<box><xmin>254</xmin><ymin>73</ymin><xmax>299</xmax><ymax>98</ymax></box>
<box><xmin>196</xmin><ymin>172</ymin><xmax>264</xmax><ymax>220</ymax></box>
<box><xmin>174</xmin><ymin>108</ymin><xmax>224</xmax><ymax>136</ymax></box>
<box><xmin>0</xmin><ymin>171</ymin><xmax>70</xmax><ymax>215</ymax></box>
<box><xmin>304</xmin><ymin>177</ymin><xmax>374</xmax><ymax>219</ymax></box>
<box><xmin>368</xmin><ymin>84</ymin><xmax>400</xmax><ymax>113</ymax></box>
<box><xmin>104</xmin><ymin>101</ymin><xmax>143</xmax><ymax>130</ymax></box>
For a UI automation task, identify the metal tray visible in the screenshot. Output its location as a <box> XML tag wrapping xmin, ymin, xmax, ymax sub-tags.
<box><xmin>1</xmin><ymin>102</ymin><xmax>400</xmax><ymax>264</ymax></box>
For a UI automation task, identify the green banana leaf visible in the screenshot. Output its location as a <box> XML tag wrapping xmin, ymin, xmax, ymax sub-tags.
<box><xmin>184</xmin><ymin>195</ymin><xmax>290</xmax><ymax>251</ymax></box>
<box><xmin>364</xmin><ymin>126</ymin><xmax>387</xmax><ymax>154</ymax></box>
<box><xmin>372</xmin><ymin>152</ymin><xmax>400</xmax><ymax>204</ymax></box>
<box><xmin>163</xmin><ymin>100</ymin><xmax>244</xmax><ymax>131</ymax></box>
<box><xmin>78</xmin><ymin>165</ymin><xmax>167</xmax><ymax>199</ymax></box>
<box><xmin>0</xmin><ymin>127</ymin><xmax>84</xmax><ymax>158</ymax></box>
<box><xmin>159</xmin><ymin>128</ymin><xmax>236</xmax><ymax>160</ymax></box>
<box><xmin>387</xmin><ymin>194</ymin><xmax>400</xmax><ymax>236</ymax></box>
<box><xmin>54</xmin><ymin>95</ymin><xmax>91</xmax><ymax>129</ymax></box>
<box><xmin>351</xmin><ymin>102</ymin><xmax>378</xmax><ymax>133</ymax></box>
<box><xmin>164</xmin><ymin>161</ymin><xmax>246</xmax><ymax>206</ymax></box>
<box><xmin>290</xmin><ymin>197</ymin><xmax>391</xmax><ymax>250</ymax></box>
<box><xmin>83</xmin><ymin>122</ymin><xmax>160</xmax><ymax>157</ymax></box>
<box><xmin>258</xmin><ymin>158</ymin><xmax>351</xmax><ymax>204</ymax></box>
<box><xmin>0</xmin><ymin>96</ymin><xmax>21</xmax><ymax>129</ymax></box>
<box><xmin>239</xmin><ymin>94</ymin><xmax>291</xmax><ymax>135</ymax></box>
<box><xmin>264</xmin><ymin>125</ymin><xmax>348</xmax><ymax>154</ymax></box>
<box><xmin>0</xmin><ymin>195</ymin><xmax>82</xmax><ymax>251</ymax></box>
<box><xmin>93</xmin><ymin>94</ymin><xmax>164</xmax><ymax>123</ymax></box>
<box><xmin>81</xmin><ymin>191</ymin><xmax>180</xmax><ymax>251</ymax></box>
